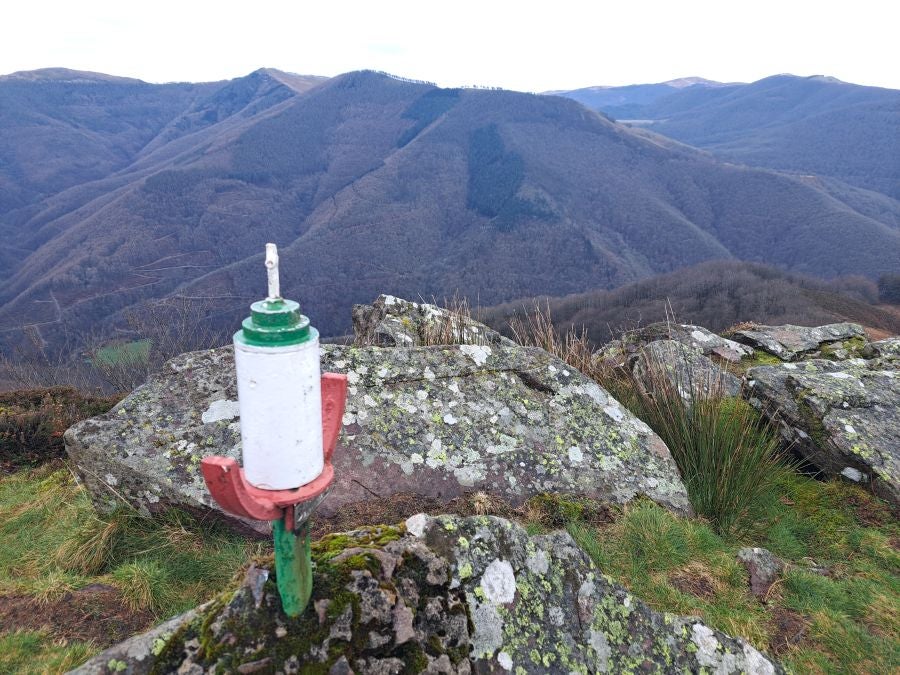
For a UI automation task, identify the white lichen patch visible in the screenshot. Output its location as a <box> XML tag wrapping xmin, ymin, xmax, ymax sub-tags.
<box><xmin>480</xmin><ymin>559</ymin><xmax>516</xmax><ymax>605</ymax></box>
<box><xmin>497</xmin><ymin>651</ymin><xmax>513</xmax><ymax>670</ymax></box>
<box><xmin>588</xmin><ymin>629</ymin><xmax>611</xmax><ymax>671</ymax></box>
<box><xmin>525</xmin><ymin>549</ymin><xmax>550</xmax><ymax>575</ymax></box>
<box><xmin>741</xmin><ymin>643</ymin><xmax>776</xmax><ymax>675</ymax></box>
<box><xmin>454</xmin><ymin>465</ymin><xmax>484</xmax><ymax>487</ymax></box>
<box><xmin>603</xmin><ymin>404</ymin><xmax>624</xmax><ymax>423</ymax></box>
<box><xmin>691</xmin><ymin>623</ymin><xmax>721</xmax><ymax>665</ymax></box>
<box><xmin>405</xmin><ymin>513</ymin><xmax>429</xmax><ymax>537</ymax></box>
<box><xmin>568</xmin><ymin>446</ymin><xmax>584</xmax><ymax>463</ymax></box>
<box><xmin>460</xmin><ymin>344</ymin><xmax>492</xmax><ymax>367</ymax></box>
<box><xmin>469</xmin><ymin>599</ymin><xmax>504</xmax><ymax>657</ymax></box>
<box><xmin>201</xmin><ymin>399</ymin><xmax>240</xmax><ymax>424</ymax></box>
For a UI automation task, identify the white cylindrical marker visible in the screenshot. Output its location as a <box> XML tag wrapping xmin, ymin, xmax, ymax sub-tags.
<box><xmin>233</xmin><ymin>244</ymin><xmax>323</xmax><ymax>490</ymax></box>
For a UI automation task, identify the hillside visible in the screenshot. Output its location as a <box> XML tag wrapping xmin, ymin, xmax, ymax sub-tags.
<box><xmin>553</xmin><ymin>74</ymin><xmax>900</xmax><ymax>199</ymax></box>
<box><xmin>1</xmin><ymin>69</ymin><xmax>899</xmax><ymax>354</ymax></box>
<box><xmin>480</xmin><ymin>260</ymin><xmax>900</xmax><ymax>345</ymax></box>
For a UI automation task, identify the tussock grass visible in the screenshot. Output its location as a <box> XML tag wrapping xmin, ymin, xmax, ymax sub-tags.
<box><xmin>621</xmin><ymin>364</ymin><xmax>794</xmax><ymax>536</ymax></box>
<box><xmin>508</xmin><ymin>302</ymin><xmax>793</xmax><ymax>536</ymax></box>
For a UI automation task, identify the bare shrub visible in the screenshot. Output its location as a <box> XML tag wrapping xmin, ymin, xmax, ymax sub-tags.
<box><xmin>0</xmin><ymin>327</ymin><xmax>94</xmax><ymax>391</ymax></box>
<box><xmin>88</xmin><ymin>297</ymin><xmax>229</xmax><ymax>393</ymax></box>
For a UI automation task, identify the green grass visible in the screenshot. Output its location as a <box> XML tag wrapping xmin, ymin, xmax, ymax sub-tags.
<box><xmin>0</xmin><ymin>630</ymin><xmax>96</xmax><ymax>675</ymax></box>
<box><xmin>91</xmin><ymin>339</ymin><xmax>151</xmax><ymax>367</ymax></box>
<box><xmin>0</xmin><ymin>464</ymin><xmax>266</xmax><ymax>672</ymax></box>
<box><xmin>551</xmin><ymin>475</ymin><xmax>900</xmax><ymax>674</ymax></box>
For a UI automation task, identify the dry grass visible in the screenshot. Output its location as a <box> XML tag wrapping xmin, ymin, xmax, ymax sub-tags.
<box><xmin>420</xmin><ymin>293</ymin><xmax>490</xmax><ymax>346</ymax></box>
<box><xmin>508</xmin><ymin>301</ymin><xmax>596</xmax><ymax>375</ymax></box>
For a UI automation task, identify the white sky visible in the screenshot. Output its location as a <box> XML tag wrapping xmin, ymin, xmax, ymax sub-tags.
<box><xmin>2</xmin><ymin>0</ymin><xmax>898</xmax><ymax>91</ymax></box>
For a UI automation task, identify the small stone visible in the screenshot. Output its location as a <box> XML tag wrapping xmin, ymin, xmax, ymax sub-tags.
<box><xmin>737</xmin><ymin>547</ymin><xmax>785</xmax><ymax>599</ymax></box>
<box><xmin>841</xmin><ymin>467</ymin><xmax>864</xmax><ymax>482</ymax></box>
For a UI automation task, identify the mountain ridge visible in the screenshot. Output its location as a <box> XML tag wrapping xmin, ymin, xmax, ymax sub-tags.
<box><xmin>553</xmin><ymin>74</ymin><xmax>900</xmax><ymax>198</ymax></box>
<box><xmin>1</xmin><ymin>69</ymin><xmax>898</xmax><ymax>353</ymax></box>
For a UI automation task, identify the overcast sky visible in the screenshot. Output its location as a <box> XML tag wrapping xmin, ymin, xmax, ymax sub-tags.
<box><xmin>2</xmin><ymin>0</ymin><xmax>898</xmax><ymax>91</ymax></box>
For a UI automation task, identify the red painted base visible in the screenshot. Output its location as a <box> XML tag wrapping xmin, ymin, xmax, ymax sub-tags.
<box><xmin>201</xmin><ymin>372</ymin><xmax>348</xmax><ymax>527</ymax></box>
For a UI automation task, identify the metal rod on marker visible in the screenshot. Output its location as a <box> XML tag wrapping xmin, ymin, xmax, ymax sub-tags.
<box><xmin>265</xmin><ymin>243</ymin><xmax>280</xmax><ymax>300</ymax></box>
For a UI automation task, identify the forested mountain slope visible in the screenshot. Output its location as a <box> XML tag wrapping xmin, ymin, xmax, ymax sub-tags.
<box><xmin>1</xmin><ymin>70</ymin><xmax>898</xmax><ymax>352</ymax></box>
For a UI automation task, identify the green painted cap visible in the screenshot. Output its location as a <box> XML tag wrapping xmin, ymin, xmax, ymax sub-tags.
<box><xmin>234</xmin><ymin>298</ymin><xmax>312</xmax><ymax>347</ymax></box>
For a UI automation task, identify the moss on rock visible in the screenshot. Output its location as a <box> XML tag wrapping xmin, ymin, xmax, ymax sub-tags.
<box><xmin>73</xmin><ymin>515</ymin><xmax>783</xmax><ymax>674</ymax></box>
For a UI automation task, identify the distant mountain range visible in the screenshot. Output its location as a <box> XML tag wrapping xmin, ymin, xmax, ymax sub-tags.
<box><xmin>0</xmin><ymin>68</ymin><xmax>898</xmax><ymax>352</ymax></box>
<box><xmin>545</xmin><ymin>77</ymin><xmax>730</xmax><ymax>112</ymax></box>
<box><xmin>551</xmin><ymin>74</ymin><xmax>900</xmax><ymax>198</ymax></box>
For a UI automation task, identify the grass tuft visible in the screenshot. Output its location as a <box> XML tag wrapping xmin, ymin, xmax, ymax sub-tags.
<box><xmin>111</xmin><ymin>560</ymin><xmax>173</xmax><ymax>613</ymax></box>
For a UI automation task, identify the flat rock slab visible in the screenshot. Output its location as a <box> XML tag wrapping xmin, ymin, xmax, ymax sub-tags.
<box><xmin>352</xmin><ymin>294</ymin><xmax>514</xmax><ymax>347</ymax></box>
<box><xmin>632</xmin><ymin>340</ymin><xmax>742</xmax><ymax>404</ymax></box>
<box><xmin>747</xmin><ymin>358</ymin><xmax>899</xmax><ymax>505</ymax></box>
<box><xmin>596</xmin><ymin>322</ymin><xmax>753</xmax><ymax>365</ymax></box>
<box><xmin>65</xmin><ymin>344</ymin><xmax>691</xmax><ymax>532</ymax></box>
<box><xmin>72</xmin><ymin>514</ymin><xmax>782</xmax><ymax>674</ymax></box>
<box><xmin>731</xmin><ymin>323</ymin><xmax>866</xmax><ymax>361</ymax></box>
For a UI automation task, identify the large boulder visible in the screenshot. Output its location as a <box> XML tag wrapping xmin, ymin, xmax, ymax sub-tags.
<box><xmin>746</xmin><ymin>358</ymin><xmax>899</xmax><ymax>505</ymax></box>
<box><xmin>72</xmin><ymin>514</ymin><xmax>782</xmax><ymax>674</ymax></box>
<box><xmin>596</xmin><ymin>322</ymin><xmax>753</xmax><ymax>366</ymax></box>
<box><xmin>352</xmin><ymin>295</ymin><xmax>514</xmax><ymax>347</ymax></box>
<box><xmin>730</xmin><ymin>323</ymin><xmax>867</xmax><ymax>362</ymax></box>
<box><xmin>631</xmin><ymin>340</ymin><xmax>742</xmax><ymax>405</ymax></box>
<box><xmin>65</xmin><ymin>343</ymin><xmax>691</xmax><ymax>532</ymax></box>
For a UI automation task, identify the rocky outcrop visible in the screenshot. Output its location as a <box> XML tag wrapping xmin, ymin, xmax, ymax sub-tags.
<box><xmin>631</xmin><ymin>340</ymin><xmax>742</xmax><ymax>404</ymax></box>
<box><xmin>72</xmin><ymin>514</ymin><xmax>782</xmax><ymax>674</ymax></box>
<box><xmin>596</xmin><ymin>322</ymin><xmax>753</xmax><ymax>365</ymax></box>
<box><xmin>352</xmin><ymin>295</ymin><xmax>514</xmax><ymax>348</ymax></box>
<box><xmin>746</xmin><ymin>358</ymin><xmax>899</xmax><ymax>505</ymax></box>
<box><xmin>65</xmin><ymin>343</ymin><xmax>691</xmax><ymax>532</ymax></box>
<box><xmin>730</xmin><ymin>323</ymin><xmax>867</xmax><ymax>362</ymax></box>
<box><xmin>862</xmin><ymin>336</ymin><xmax>900</xmax><ymax>366</ymax></box>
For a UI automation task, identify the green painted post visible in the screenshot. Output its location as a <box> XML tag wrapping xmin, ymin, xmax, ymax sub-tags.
<box><xmin>272</xmin><ymin>519</ymin><xmax>312</xmax><ymax>617</ymax></box>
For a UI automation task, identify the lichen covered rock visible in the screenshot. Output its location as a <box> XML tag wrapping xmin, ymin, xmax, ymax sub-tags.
<box><xmin>65</xmin><ymin>343</ymin><xmax>690</xmax><ymax>531</ymax></box>
<box><xmin>352</xmin><ymin>294</ymin><xmax>513</xmax><ymax>348</ymax></box>
<box><xmin>596</xmin><ymin>322</ymin><xmax>753</xmax><ymax>365</ymax></box>
<box><xmin>746</xmin><ymin>358</ymin><xmax>899</xmax><ymax>505</ymax></box>
<box><xmin>862</xmin><ymin>336</ymin><xmax>900</xmax><ymax>367</ymax></box>
<box><xmin>72</xmin><ymin>514</ymin><xmax>782</xmax><ymax>674</ymax></box>
<box><xmin>631</xmin><ymin>340</ymin><xmax>742</xmax><ymax>404</ymax></box>
<box><xmin>731</xmin><ymin>323</ymin><xmax>867</xmax><ymax>362</ymax></box>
